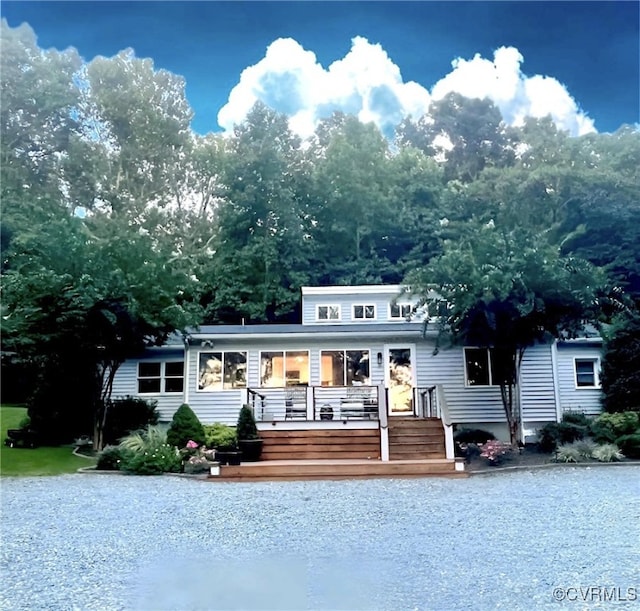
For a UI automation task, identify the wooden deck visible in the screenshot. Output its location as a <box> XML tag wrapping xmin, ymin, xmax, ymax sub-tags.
<box><xmin>208</xmin><ymin>458</ymin><xmax>467</xmax><ymax>481</ymax></box>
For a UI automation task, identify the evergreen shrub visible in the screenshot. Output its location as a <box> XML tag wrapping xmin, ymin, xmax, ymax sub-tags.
<box><xmin>166</xmin><ymin>404</ymin><xmax>205</xmax><ymax>448</ymax></box>
<box><xmin>236</xmin><ymin>404</ymin><xmax>259</xmax><ymax>440</ymax></box>
<box><xmin>615</xmin><ymin>433</ymin><xmax>640</xmax><ymax>459</ymax></box>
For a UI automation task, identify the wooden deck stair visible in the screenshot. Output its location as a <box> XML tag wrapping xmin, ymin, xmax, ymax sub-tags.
<box><xmin>206</xmin><ymin>421</ymin><xmax>464</xmax><ymax>481</ymax></box>
<box><xmin>388</xmin><ymin>417</ymin><xmax>446</xmax><ymax>460</ymax></box>
<box><xmin>259</xmin><ymin>429</ymin><xmax>381</xmax><ymax>461</ymax></box>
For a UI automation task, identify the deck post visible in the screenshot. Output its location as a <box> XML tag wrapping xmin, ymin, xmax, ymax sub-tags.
<box><xmin>378</xmin><ymin>382</ymin><xmax>389</xmax><ymax>461</ymax></box>
<box><xmin>306</xmin><ymin>386</ymin><xmax>314</xmax><ymax>420</ymax></box>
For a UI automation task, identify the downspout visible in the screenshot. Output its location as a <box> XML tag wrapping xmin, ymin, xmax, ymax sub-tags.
<box><xmin>551</xmin><ymin>339</ymin><xmax>562</xmax><ymax>423</ymax></box>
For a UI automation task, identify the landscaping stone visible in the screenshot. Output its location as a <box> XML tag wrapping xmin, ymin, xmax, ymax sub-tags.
<box><xmin>1</xmin><ymin>468</ymin><xmax>638</xmax><ymax>610</ymax></box>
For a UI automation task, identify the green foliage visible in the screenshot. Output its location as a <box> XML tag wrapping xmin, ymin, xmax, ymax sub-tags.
<box><xmin>538</xmin><ymin>416</ymin><xmax>589</xmax><ymax>452</ymax></box>
<box><xmin>561</xmin><ymin>411</ymin><xmax>591</xmax><ymax>427</ymax></box>
<box><xmin>573</xmin><ymin>439</ymin><xmax>597</xmax><ymax>459</ymax></box>
<box><xmin>236</xmin><ymin>405</ymin><xmax>259</xmax><ymax>440</ymax></box>
<box><xmin>103</xmin><ymin>397</ymin><xmax>159</xmax><ymax>446</ymax></box>
<box><xmin>615</xmin><ymin>434</ymin><xmax>640</xmax><ymax>459</ymax></box>
<box><xmin>453</xmin><ymin>428</ymin><xmax>496</xmax><ymax>444</ymax></box>
<box><xmin>203</xmin><ymin>423</ymin><xmax>237</xmax><ymax>450</ymax></box>
<box><xmin>590</xmin><ymin>411</ymin><xmax>640</xmax><ymax>443</ymax></box>
<box><xmin>166</xmin><ymin>404</ymin><xmax>205</xmax><ymax>448</ymax></box>
<box><xmin>601</xmin><ymin>312</ymin><xmax>640</xmax><ymax>413</ymax></box>
<box><xmin>96</xmin><ymin>445</ymin><xmax>125</xmax><ymax>471</ymax></box>
<box><xmin>117</xmin><ymin>425</ymin><xmax>180</xmax><ymax>475</ymax></box>
<box><xmin>592</xmin><ymin>443</ymin><xmax>624</xmax><ymax>462</ymax></box>
<box><xmin>555</xmin><ymin>443</ymin><xmax>583</xmax><ymax>463</ymax></box>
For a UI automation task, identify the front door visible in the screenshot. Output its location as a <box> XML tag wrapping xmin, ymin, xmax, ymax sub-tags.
<box><xmin>385</xmin><ymin>346</ymin><xmax>415</xmax><ymax>415</ymax></box>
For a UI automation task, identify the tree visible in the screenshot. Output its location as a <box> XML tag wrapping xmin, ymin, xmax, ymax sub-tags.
<box><xmin>600</xmin><ymin>311</ymin><xmax>640</xmax><ymax>413</ymax></box>
<box><xmin>1</xmin><ymin>214</ymin><xmax>201</xmax><ymax>449</ymax></box>
<box><xmin>407</xmin><ymin>223</ymin><xmax>605</xmax><ymax>445</ymax></box>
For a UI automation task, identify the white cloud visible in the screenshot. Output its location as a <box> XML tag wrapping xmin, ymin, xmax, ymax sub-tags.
<box><xmin>218</xmin><ymin>38</ymin><xmax>595</xmax><ymax>139</ymax></box>
<box><xmin>431</xmin><ymin>46</ymin><xmax>595</xmax><ymax>136</ymax></box>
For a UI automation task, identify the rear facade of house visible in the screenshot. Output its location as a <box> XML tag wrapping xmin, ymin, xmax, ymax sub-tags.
<box><xmin>112</xmin><ymin>284</ymin><xmax>604</xmax><ymax>444</ymax></box>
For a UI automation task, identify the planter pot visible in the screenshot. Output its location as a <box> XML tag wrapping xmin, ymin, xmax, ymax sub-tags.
<box><xmin>238</xmin><ymin>438</ymin><xmax>263</xmax><ymax>462</ymax></box>
<box><xmin>217</xmin><ymin>450</ymin><xmax>242</xmax><ymax>466</ymax></box>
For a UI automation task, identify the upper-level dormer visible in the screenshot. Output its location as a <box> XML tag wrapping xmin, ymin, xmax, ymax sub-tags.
<box><xmin>301</xmin><ymin>285</ymin><xmax>427</xmax><ymax>325</ymax></box>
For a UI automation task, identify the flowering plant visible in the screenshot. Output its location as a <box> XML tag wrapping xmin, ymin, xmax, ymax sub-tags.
<box><xmin>180</xmin><ymin>440</ymin><xmax>216</xmax><ymax>473</ymax></box>
<box><xmin>479</xmin><ymin>440</ymin><xmax>513</xmax><ymax>465</ymax></box>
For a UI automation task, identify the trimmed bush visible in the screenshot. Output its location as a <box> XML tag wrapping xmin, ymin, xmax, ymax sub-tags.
<box><xmin>104</xmin><ymin>397</ymin><xmax>159</xmax><ymax>446</ymax></box>
<box><xmin>453</xmin><ymin>428</ymin><xmax>496</xmax><ymax>444</ymax></box>
<box><xmin>203</xmin><ymin>423</ymin><xmax>237</xmax><ymax>450</ymax></box>
<box><xmin>236</xmin><ymin>405</ymin><xmax>259</xmax><ymax>440</ymax></box>
<box><xmin>166</xmin><ymin>404</ymin><xmax>205</xmax><ymax>449</ymax></box>
<box><xmin>616</xmin><ymin>433</ymin><xmax>640</xmax><ymax>459</ymax></box>
<box><xmin>592</xmin><ymin>443</ymin><xmax>624</xmax><ymax>462</ymax></box>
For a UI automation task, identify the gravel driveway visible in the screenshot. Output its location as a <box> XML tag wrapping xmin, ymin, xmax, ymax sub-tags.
<box><xmin>1</xmin><ymin>466</ymin><xmax>638</xmax><ymax>611</ymax></box>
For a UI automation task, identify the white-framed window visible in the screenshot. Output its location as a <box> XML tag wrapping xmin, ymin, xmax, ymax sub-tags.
<box><xmin>353</xmin><ymin>304</ymin><xmax>376</xmax><ymax>320</ymax></box>
<box><xmin>463</xmin><ymin>348</ymin><xmax>500</xmax><ymax>387</ymax></box>
<box><xmin>198</xmin><ymin>352</ymin><xmax>247</xmax><ymax>391</ymax></box>
<box><xmin>389</xmin><ymin>303</ymin><xmax>413</xmax><ymax>320</ymax></box>
<box><xmin>137</xmin><ymin>361</ymin><xmax>184</xmax><ymax>394</ymax></box>
<box><xmin>260</xmin><ymin>350</ymin><xmax>309</xmax><ymax>387</ymax></box>
<box><xmin>320</xmin><ymin>350</ymin><xmax>370</xmax><ymax>386</ymax></box>
<box><xmin>316</xmin><ymin>305</ymin><xmax>340</xmax><ymax>321</ymax></box>
<box><xmin>574</xmin><ymin>357</ymin><xmax>600</xmax><ymax>388</ymax></box>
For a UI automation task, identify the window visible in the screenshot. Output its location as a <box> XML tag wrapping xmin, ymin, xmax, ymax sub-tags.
<box><xmin>138</xmin><ymin>361</ymin><xmax>184</xmax><ymax>394</ymax></box>
<box><xmin>353</xmin><ymin>305</ymin><xmax>376</xmax><ymax>320</ymax></box>
<box><xmin>198</xmin><ymin>352</ymin><xmax>247</xmax><ymax>391</ymax></box>
<box><xmin>390</xmin><ymin>303</ymin><xmax>413</xmax><ymax>320</ymax></box>
<box><xmin>464</xmin><ymin>348</ymin><xmax>500</xmax><ymax>387</ymax></box>
<box><xmin>575</xmin><ymin>358</ymin><xmax>600</xmax><ymax>388</ymax></box>
<box><xmin>321</xmin><ymin>350</ymin><xmax>370</xmax><ymax>386</ymax></box>
<box><xmin>260</xmin><ymin>351</ymin><xmax>309</xmax><ymax>387</ymax></box>
<box><xmin>317</xmin><ymin>305</ymin><xmax>340</xmax><ymax>321</ymax></box>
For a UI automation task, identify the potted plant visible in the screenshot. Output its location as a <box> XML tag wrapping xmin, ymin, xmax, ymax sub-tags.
<box><xmin>204</xmin><ymin>423</ymin><xmax>241</xmax><ymax>466</ymax></box>
<box><xmin>236</xmin><ymin>404</ymin><xmax>263</xmax><ymax>462</ymax></box>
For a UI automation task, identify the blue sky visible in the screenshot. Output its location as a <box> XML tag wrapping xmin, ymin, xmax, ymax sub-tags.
<box><xmin>2</xmin><ymin>1</ymin><xmax>638</xmax><ymax>137</ymax></box>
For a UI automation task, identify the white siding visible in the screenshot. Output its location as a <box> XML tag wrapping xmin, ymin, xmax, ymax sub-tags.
<box><xmin>520</xmin><ymin>343</ymin><xmax>557</xmax><ymax>422</ymax></box>
<box><xmin>556</xmin><ymin>343</ymin><xmax>603</xmax><ymax>416</ymax></box>
<box><xmin>111</xmin><ymin>350</ymin><xmax>186</xmax><ymax>422</ymax></box>
<box><xmin>302</xmin><ymin>290</ymin><xmax>423</xmax><ymax>325</ymax></box>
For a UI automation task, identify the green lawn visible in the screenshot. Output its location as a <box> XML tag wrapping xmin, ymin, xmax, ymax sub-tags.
<box><xmin>1</xmin><ymin>406</ymin><xmax>96</xmax><ymax>476</ymax></box>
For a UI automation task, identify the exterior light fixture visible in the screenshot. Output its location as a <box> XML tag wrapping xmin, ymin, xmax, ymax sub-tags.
<box><xmin>377</xmin><ymin>352</ymin><xmax>383</xmax><ymax>366</ymax></box>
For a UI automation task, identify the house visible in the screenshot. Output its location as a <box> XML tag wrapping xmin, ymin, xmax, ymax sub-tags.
<box><xmin>111</xmin><ymin>284</ymin><xmax>603</xmax><ymax>468</ymax></box>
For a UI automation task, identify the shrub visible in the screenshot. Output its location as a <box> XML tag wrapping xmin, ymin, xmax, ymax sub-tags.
<box><xmin>166</xmin><ymin>404</ymin><xmax>205</xmax><ymax>449</ymax></box>
<box><xmin>103</xmin><ymin>397</ymin><xmax>159</xmax><ymax>446</ymax></box>
<box><xmin>203</xmin><ymin>423</ymin><xmax>237</xmax><ymax>450</ymax></box>
<box><xmin>120</xmin><ymin>444</ymin><xmax>181</xmax><ymax>475</ymax></box>
<box><xmin>592</xmin><ymin>443</ymin><xmax>624</xmax><ymax>463</ymax></box>
<box><xmin>615</xmin><ymin>434</ymin><xmax>640</xmax><ymax>459</ymax></box>
<box><xmin>453</xmin><ymin>428</ymin><xmax>496</xmax><ymax>444</ymax></box>
<box><xmin>18</xmin><ymin>416</ymin><xmax>31</xmax><ymax>430</ymax></box>
<box><xmin>96</xmin><ymin>445</ymin><xmax>125</xmax><ymax>471</ymax></box>
<box><xmin>590</xmin><ymin>411</ymin><xmax>640</xmax><ymax>444</ymax></box>
<box><xmin>555</xmin><ymin>443</ymin><xmax>583</xmax><ymax>463</ymax></box>
<box><xmin>118</xmin><ymin>425</ymin><xmax>181</xmax><ymax>475</ymax></box>
<box><xmin>537</xmin><ymin>422</ymin><xmax>561</xmax><ymax>452</ymax></box>
<box><xmin>561</xmin><ymin>411</ymin><xmax>591</xmax><ymax>427</ymax></box>
<box><xmin>236</xmin><ymin>405</ymin><xmax>259</xmax><ymax>441</ymax></box>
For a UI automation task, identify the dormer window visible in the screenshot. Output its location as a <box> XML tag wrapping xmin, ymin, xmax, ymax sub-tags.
<box><xmin>390</xmin><ymin>303</ymin><xmax>413</xmax><ymax>320</ymax></box>
<box><xmin>317</xmin><ymin>305</ymin><xmax>340</xmax><ymax>321</ymax></box>
<box><xmin>353</xmin><ymin>304</ymin><xmax>376</xmax><ymax>320</ymax></box>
